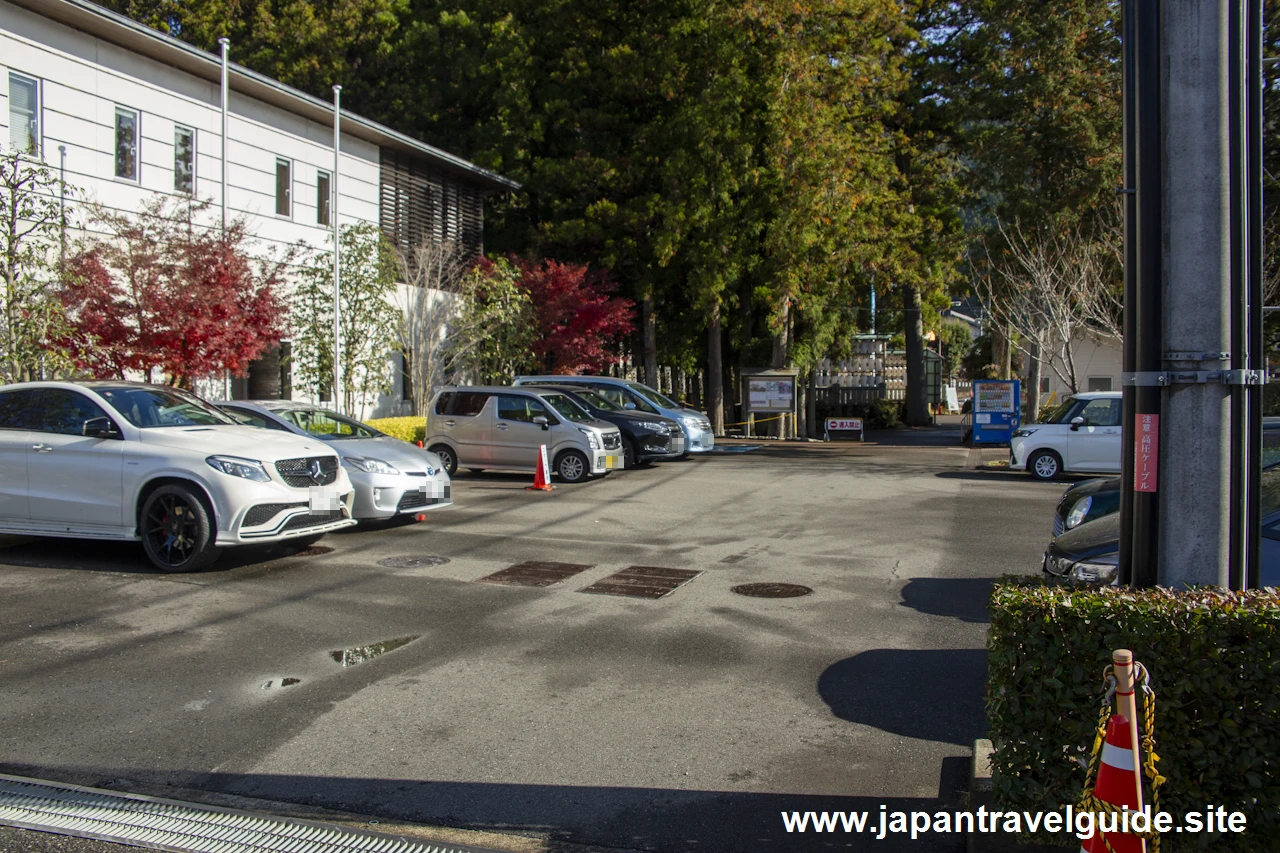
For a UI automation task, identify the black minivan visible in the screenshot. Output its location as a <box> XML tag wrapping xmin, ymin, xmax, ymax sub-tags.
<box><xmin>522</xmin><ymin>383</ymin><xmax>684</xmax><ymax>468</ymax></box>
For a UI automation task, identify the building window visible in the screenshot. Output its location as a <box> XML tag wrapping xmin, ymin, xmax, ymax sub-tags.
<box><xmin>174</xmin><ymin>125</ymin><xmax>195</xmax><ymax>194</ymax></box>
<box><xmin>275</xmin><ymin>158</ymin><xmax>292</xmax><ymax>216</ymax></box>
<box><xmin>115</xmin><ymin>107</ymin><xmax>139</xmax><ymax>180</ymax></box>
<box><xmin>317</xmin><ymin>170</ymin><xmax>331</xmax><ymax>225</ymax></box>
<box><xmin>8</xmin><ymin>73</ymin><xmax>40</xmax><ymax>154</ymax></box>
<box><xmin>1040</xmin><ymin>377</ymin><xmax>1050</xmax><ymax>394</ymax></box>
<box><xmin>1087</xmin><ymin>376</ymin><xmax>1113</xmax><ymax>392</ymax></box>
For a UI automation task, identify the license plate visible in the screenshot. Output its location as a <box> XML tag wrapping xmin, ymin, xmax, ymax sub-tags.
<box><xmin>604</xmin><ymin>454</ymin><xmax>618</xmax><ymax>469</ymax></box>
<box><xmin>309</xmin><ymin>487</ymin><xmax>341</xmax><ymax>511</ymax></box>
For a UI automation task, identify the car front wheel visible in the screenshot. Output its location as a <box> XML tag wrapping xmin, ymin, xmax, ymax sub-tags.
<box><xmin>622</xmin><ymin>437</ymin><xmax>637</xmax><ymax>469</ymax></box>
<box><xmin>429</xmin><ymin>444</ymin><xmax>458</xmax><ymax>476</ymax></box>
<box><xmin>140</xmin><ymin>484</ymin><xmax>221</xmax><ymax>572</ymax></box>
<box><xmin>555</xmin><ymin>450</ymin><xmax>590</xmax><ymax>483</ymax></box>
<box><xmin>1028</xmin><ymin>450</ymin><xmax>1063</xmax><ymax>481</ymax></box>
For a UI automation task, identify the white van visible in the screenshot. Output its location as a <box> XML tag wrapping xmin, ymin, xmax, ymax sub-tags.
<box><xmin>1010</xmin><ymin>392</ymin><xmax>1123</xmax><ymax>480</ymax></box>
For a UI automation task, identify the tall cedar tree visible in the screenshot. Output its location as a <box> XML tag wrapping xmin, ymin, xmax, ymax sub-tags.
<box><xmin>60</xmin><ymin>198</ymin><xmax>289</xmax><ymax>386</ymax></box>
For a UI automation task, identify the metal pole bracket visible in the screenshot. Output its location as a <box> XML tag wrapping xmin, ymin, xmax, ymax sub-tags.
<box><xmin>1122</xmin><ymin>370</ymin><xmax>1268</xmax><ymax>386</ymax></box>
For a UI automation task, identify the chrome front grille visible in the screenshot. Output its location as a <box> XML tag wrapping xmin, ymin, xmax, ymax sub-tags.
<box><xmin>274</xmin><ymin>456</ymin><xmax>338</xmax><ymax>487</ymax></box>
<box><xmin>1053</xmin><ymin>515</ymin><xmax>1065</xmax><ymax>538</ymax></box>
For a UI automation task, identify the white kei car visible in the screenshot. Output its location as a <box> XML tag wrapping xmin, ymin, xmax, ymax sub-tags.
<box><xmin>0</xmin><ymin>381</ymin><xmax>357</xmax><ymax>572</ymax></box>
<box><xmin>1009</xmin><ymin>392</ymin><xmax>1123</xmax><ymax>480</ymax></box>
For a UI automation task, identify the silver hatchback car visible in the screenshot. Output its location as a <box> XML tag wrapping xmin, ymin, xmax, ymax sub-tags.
<box><xmin>424</xmin><ymin>386</ymin><xmax>624</xmax><ymax>483</ymax></box>
<box><xmin>216</xmin><ymin>401</ymin><xmax>451</xmax><ymax>521</ymax></box>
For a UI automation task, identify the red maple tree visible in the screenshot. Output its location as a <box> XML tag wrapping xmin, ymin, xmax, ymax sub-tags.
<box><xmin>60</xmin><ymin>199</ymin><xmax>289</xmax><ymax>387</ymax></box>
<box><xmin>515</xmin><ymin>258</ymin><xmax>635</xmax><ymax>374</ymax></box>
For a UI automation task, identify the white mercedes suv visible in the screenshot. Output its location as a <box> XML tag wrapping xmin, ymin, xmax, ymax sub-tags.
<box><xmin>0</xmin><ymin>381</ymin><xmax>357</xmax><ymax>572</ymax></box>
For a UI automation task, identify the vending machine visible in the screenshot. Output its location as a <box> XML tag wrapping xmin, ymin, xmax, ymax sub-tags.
<box><xmin>970</xmin><ymin>380</ymin><xmax>1021</xmax><ymax>445</ymax></box>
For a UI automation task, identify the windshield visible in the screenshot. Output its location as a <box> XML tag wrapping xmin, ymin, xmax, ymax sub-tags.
<box><xmin>1043</xmin><ymin>397</ymin><xmax>1083</xmax><ymax>425</ymax></box>
<box><xmin>540</xmin><ymin>393</ymin><xmax>592</xmax><ymax>423</ymax></box>
<box><xmin>276</xmin><ymin>408</ymin><xmax>382</xmax><ymax>439</ymax></box>
<box><xmin>97</xmin><ymin>386</ymin><xmax>235</xmax><ymax>428</ymax></box>
<box><xmin>576</xmin><ymin>389</ymin><xmax>620</xmax><ymax>411</ymax></box>
<box><xmin>626</xmin><ymin>381</ymin><xmax>679</xmax><ymax>410</ymax></box>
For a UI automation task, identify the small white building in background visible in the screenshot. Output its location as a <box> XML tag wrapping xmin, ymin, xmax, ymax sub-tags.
<box><xmin>1</xmin><ymin>0</ymin><xmax>518</xmax><ymax>416</ymax></box>
<box><xmin>1027</xmin><ymin>328</ymin><xmax>1123</xmax><ymax>408</ymax></box>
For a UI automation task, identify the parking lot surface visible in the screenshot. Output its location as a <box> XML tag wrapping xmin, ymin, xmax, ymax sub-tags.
<box><xmin>0</xmin><ymin>435</ymin><xmax>1064</xmax><ymax>852</ymax></box>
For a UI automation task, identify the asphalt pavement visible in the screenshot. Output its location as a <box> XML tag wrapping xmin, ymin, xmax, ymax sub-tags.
<box><xmin>0</xmin><ymin>431</ymin><xmax>1067</xmax><ymax>853</ymax></box>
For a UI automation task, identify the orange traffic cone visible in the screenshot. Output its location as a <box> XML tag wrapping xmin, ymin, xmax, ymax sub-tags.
<box><xmin>1079</xmin><ymin>714</ymin><xmax>1144</xmax><ymax>853</ymax></box>
<box><xmin>525</xmin><ymin>444</ymin><xmax>555</xmax><ymax>491</ymax></box>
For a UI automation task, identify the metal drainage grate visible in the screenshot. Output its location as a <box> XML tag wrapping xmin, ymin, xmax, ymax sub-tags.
<box><xmin>477</xmin><ymin>560</ymin><xmax>593</xmax><ymax>588</ymax></box>
<box><xmin>378</xmin><ymin>555</ymin><xmax>450</xmax><ymax>569</ymax></box>
<box><xmin>0</xmin><ymin>773</ymin><xmax>498</xmax><ymax>853</ymax></box>
<box><xmin>330</xmin><ymin>635</ymin><xmax>420</xmax><ymax>667</ymax></box>
<box><xmin>731</xmin><ymin>582</ymin><xmax>813</xmax><ymax>598</ymax></box>
<box><xmin>579</xmin><ymin>566</ymin><xmax>701</xmax><ymax>599</ymax></box>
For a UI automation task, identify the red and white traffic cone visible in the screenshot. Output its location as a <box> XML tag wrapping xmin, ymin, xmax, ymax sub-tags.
<box><xmin>1080</xmin><ymin>714</ymin><xmax>1144</xmax><ymax>853</ymax></box>
<box><xmin>525</xmin><ymin>444</ymin><xmax>555</xmax><ymax>491</ymax></box>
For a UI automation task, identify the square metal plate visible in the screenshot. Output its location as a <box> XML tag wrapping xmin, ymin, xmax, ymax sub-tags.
<box><xmin>579</xmin><ymin>565</ymin><xmax>702</xmax><ymax>599</ymax></box>
<box><xmin>477</xmin><ymin>560</ymin><xmax>594</xmax><ymax>588</ymax></box>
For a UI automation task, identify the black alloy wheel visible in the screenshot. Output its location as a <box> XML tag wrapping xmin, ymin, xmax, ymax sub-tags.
<box><xmin>140</xmin><ymin>484</ymin><xmax>220</xmax><ymax>572</ymax></box>
<box><xmin>622</xmin><ymin>437</ymin><xmax>637</xmax><ymax>469</ymax></box>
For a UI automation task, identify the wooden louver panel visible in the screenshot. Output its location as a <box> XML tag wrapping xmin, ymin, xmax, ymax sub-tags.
<box><xmin>379</xmin><ymin>148</ymin><xmax>485</xmax><ymax>265</ymax></box>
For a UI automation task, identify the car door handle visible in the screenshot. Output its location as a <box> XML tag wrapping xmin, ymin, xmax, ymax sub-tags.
<box><xmin>32</xmin><ymin>443</ymin><xmax>51</xmax><ymax>452</ymax></box>
<box><xmin>444</xmin><ymin>420</ymin><xmax>456</xmax><ymax>427</ymax></box>
<box><xmin>495</xmin><ymin>423</ymin><xmax>509</xmax><ymax>431</ymax></box>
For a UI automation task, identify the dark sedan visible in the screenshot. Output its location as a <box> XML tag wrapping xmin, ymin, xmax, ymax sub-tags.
<box><xmin>1051</xmin><ymin>417</ymin><xmax>1280</xmax><ymax>538</ymax></box>
<box><xmin>1044</xmin><ymin>463</ymin><xmax>1280</xmax><ymax>586</ymax></box>
<box><xmin>521</xmin><ymin>383</ymin><xmax>684</xmax><ymax>468</ymax></box>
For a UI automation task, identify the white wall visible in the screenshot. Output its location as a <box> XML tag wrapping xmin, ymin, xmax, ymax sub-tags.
<box><xmin>1028</xmin><ymin>330</ymin><xmax>1123</xmax><ymax>405</ymax></box>
<box><xmin>1</xmin><ymin>1</ymin><xmax>379</xmax><ymax>260</ymax></box>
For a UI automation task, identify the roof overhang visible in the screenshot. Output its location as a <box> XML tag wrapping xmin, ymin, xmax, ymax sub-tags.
<box><xmin>4</xmin><ymin>0</ymin><xmax>521</xmax><ymax>192</ymax></box>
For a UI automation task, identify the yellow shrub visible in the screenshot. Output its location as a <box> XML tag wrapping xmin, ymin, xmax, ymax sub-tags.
<box><xmin>366</xmin><ymin>416</ymin><xmax>426</xmax><ymax>444</ymax></box>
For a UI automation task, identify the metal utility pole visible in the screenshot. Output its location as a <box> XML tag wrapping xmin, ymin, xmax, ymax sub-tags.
<box><xmin>1121</xmin><ymin>0</ymin><xmax>1264</xmax><ymax>589</ymax></box>
<box><xmin>332</xmin><ymin>85</ymin><xmax>343</xmax><ymax>415</ymax></box>
<box><xmin>219</xmin><ymin>38</ymin><xmax>229</xmax><ymax>233</ymax></box>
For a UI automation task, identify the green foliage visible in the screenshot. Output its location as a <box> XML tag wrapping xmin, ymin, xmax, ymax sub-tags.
<box><xmin>291</xmin><ymin>222</ymin><xmax>399</xmax><ymax>418</ymax></box>
<box><xmin>1263</xmin><ymin>383</ymin><xmax>1280</xmax><ymax>417</ymax></box>
<box><xmin>366</xmin><ymin>415</ymin><xmax>425</xmax><ymax>444</ymax></box>
<box><xmin>936</xmin><ymin>321</ymin><xmax>973</xmax><ymax>380</ymax></box>
<box><xmin>0</xmin><ymin>146</ymin><xmax>78</xmax><ymax>383</ymax></box>
<box><xmin>813</xmin><ymin>396</ymin><xmax>902</xmax><ymax>430</ymax></box>
<box><xmin>988</xmin><ymin>577</ymin><xmax>1280</xmax><ymax>851</ymax></box>
<box><xmin>456</xmin><ymin>257</ymin><xmax>538</xmax><ymax>385</ymax></box>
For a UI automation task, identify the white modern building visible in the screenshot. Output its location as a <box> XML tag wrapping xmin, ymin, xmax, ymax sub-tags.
<box><xmin>1</xmin><ymin>0</ymin><xmax>518</xmax><ymax>412</ymax></box>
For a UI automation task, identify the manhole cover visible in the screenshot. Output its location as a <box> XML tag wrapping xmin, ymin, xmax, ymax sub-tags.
<box><xmin>731</xmin><ymin>583</ymin><xmax>813</xmax><ymax>598</ymax></box>
<box><xmin>378</xmin><ymin>555</ymin><xmax>450</xmax><ymax>568</ymax></box>
<box><xmin>296</xmin><ymin>546</ymin><xmax>334</xmax><ymax>557</ymax></box>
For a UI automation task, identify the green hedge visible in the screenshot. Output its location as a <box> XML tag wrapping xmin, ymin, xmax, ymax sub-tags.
<box><xmin>813</xmin><ymin>397</ymin><xmax>903</xmax><ymax>430</ymax></box>
<box><xmin>366</xmin><ymin>416</ymin><xmax>426</xmax><ymax>444</ymax></box>
<box><xmin>988</xmin><ymin>577</ymin><xmax>1280</xmax><ymax>851</ymax></box>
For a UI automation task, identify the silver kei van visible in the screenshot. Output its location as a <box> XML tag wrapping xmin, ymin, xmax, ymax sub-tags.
<box><xmin>424</xmin><ymin>386</ymin><xmax>624</xmax><ymax>483</ymax></box>
<box><xmin>513</xmin><ymin>376</ymin><xmax>714</xmax><ymax>454</ymax></box>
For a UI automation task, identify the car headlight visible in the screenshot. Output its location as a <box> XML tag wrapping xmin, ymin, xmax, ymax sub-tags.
<box><xmin>638</xmin><ymin>421</ymin><xmax>669</xmax><ymax>432</ymax></box>
<box><xmin>343</xmin><ymin>456</ymin><xmax>400</xmax><ymax>475</ymax></box>
<box><xmin>1066</xmin><ymin>495</ymin><xmax>1094</xmax><ymax>529</ymax></box>
<box><xmin>206</xmin><ymin>455</ymin><xmax>271</xmax><ymax>482</ymax></box>
<box><xmin>1013</xmin><ymin>427</ymin><xmax>1039</xmax><ymax>438</ymax></box>
<box><xmin>1069</xmin><ymin>553</ymin><xmax>1119</xmax><ymax>584</ymax></box>
<box><xmin>578</xmin><ymin>428</ymin><xmax>600</xmax><ymax>449</ymax></box>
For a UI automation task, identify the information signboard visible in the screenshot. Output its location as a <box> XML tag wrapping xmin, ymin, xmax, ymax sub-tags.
<box><xmin>746</xmin><ymin>377</ymin><xmax>796</xmax><ymax>413</ymax></box>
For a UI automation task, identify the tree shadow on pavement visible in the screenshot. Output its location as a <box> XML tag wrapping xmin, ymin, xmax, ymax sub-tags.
<box><xmin>898</xmin><ymin>577</ymin><xmax>994</xmax><ymax>624</ymax></box>
<box><xmin>818</xmin><ymin>649</ymin><xmax>987</xmax><ymax>747</ymax></box>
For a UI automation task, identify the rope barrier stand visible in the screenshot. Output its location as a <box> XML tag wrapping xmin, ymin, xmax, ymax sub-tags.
<box><xmin>1077</xmin><ymin>648</ymin><xmax>1164</xmax><ymax>853</ymax></box>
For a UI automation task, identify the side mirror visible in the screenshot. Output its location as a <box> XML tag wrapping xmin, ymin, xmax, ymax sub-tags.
<box><xmin>1070</xmin><ymin>416</ymin><xmax>1085</xmax><ymax>432</ymax></box>
<box><xmin>83</xmin><ymin>417</ymin><xmax>120</xmax><ymax>439</ymax></box>
<box><xmin>623</xmin><ymin>402</ymin><xmax>637</xmax><ymax>410</ymax></box>
<box><xmin>533</xmin><ymin>415</ymin><xmax>549</xmax><ymax>430</ymax></box>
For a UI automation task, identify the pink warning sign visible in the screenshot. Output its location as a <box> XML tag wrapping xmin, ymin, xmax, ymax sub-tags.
<box><xmin>1135</xmin><ymin>414</ymin><xmax>1158</xmax><ymax>493</ymax></box>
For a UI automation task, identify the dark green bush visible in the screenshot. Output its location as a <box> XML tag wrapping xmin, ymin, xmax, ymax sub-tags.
<box><xmin>813</xmin><ymin>397</ymin><xmax>902</xmax><ymax>430</ymax></box>
<box><xmin>1262</xmin><ymin>383</ymin><xmax>1280</xmax><ymax>417</ymax></box>
<box><xmin>988</xmin><ymin>577</ymin><xmax>1280</xmax><ymax>851</ymax></box>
